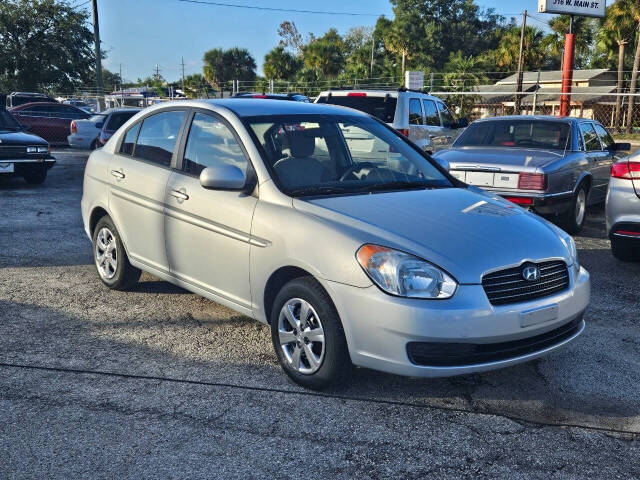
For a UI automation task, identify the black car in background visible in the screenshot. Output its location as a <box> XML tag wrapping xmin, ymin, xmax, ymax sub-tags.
<box><xmin>0</xmin><ymin>108</ymin><xmax>55</xmax><ymax>184</ymax></box>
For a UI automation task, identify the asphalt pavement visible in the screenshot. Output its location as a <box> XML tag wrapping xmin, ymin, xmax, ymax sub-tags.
<box><xmin>1</xmin><ymin>150</ymin><xmax>639</xmax><ymax>479</ymax></box>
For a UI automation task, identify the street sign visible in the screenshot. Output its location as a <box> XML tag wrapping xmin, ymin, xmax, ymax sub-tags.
<box><xmin>405</xmin><ymin>71</ymin><xmax>424</xmax><ymax>90</ymax></box>
<box><xmin>538</xmin><ymin>0</ymin><xmax>606</xmax><ymax>18</ymax></box>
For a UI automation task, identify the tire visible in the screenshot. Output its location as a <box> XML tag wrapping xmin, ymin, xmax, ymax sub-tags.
<box><xmin>611</xmin><ymin>237</ymin><xmax>638</xmax><ymax>262</ymax></box>
<box><xmin>22</xmin><ymin>166</ymin><xmax>47</xmax><ymax>185</ymax></box>
<box><xmin>270</xmin><ymin>277</ymin><xmax>352</xmax><ymax>390</ymax></box>
<box><xmin>92</xmin><ymin>216</ymin><xmax>141</xmax><ymax>290</ymax></box>
<box><xmin>558</xmin><ymin>183</ymin><xmax>588</xmax><ymax>234</ymax></box>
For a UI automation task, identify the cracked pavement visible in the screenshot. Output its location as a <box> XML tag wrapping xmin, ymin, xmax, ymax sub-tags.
<box><xmin>1</xmin><ymin>151</ymin><xmax>639</xmax><ymax>479</ymax></box>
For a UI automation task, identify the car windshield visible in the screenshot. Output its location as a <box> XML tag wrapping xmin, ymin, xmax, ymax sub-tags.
<box><xmin>0</xmin><ymin>109</ymin><xmax>21</xmax><ymax>131</ymax></box>
<box><xmin>454</xmin><ymin>120</ymin><xmax>571</xmax><ymax>150</ymax></box>
<box><xmin>245</xmin><ymin>114</ymin><xmax>452</xmax><ymax>197</ymax></box>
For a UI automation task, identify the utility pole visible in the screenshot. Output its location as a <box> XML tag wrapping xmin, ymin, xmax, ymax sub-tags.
<box><xmin>514</xmin><ymin>10</ymin><xmax>527</xmax><ymax>115</ymax></box>
<box><xmin>181</xmin><ymin>57</ymin><xmax>186</xmax><ymax>94</ymax></box>
<box><xmin>91</xmin><ymin>0</ymin><xmax>104</xmax><ymax>101</ymax></box>
<box><xmin>559</xmin><ymin>15</ymin><xmax>575</xmax><ymax>117</ymax></box>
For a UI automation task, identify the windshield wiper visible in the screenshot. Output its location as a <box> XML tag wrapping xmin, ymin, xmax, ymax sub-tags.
<box><xmin>352</xmin><ymin>181</ymin><xmax>443</xmax><ymax>193</ymax></box>
<box><xmin>288</xmin><ymin>185</ymin><xmax>352</xmax><ymax>197</ymax></box>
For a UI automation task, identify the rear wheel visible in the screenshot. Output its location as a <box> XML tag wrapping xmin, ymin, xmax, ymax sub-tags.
<box><xmin>611</xmin><ymin>237</ymin><xmax>639</xmax><ymax>262</ymax></box>
<box><xmin>270</xmin><ymin>277</ymin><xmax>351</xmax><ymax>390</ymax></box>
<box><xmin>92</xmin><ymin>216</ymin><xmax>141</xmax><ymax>290</ymax></box>
<box><xmin>559</xmin><ymin>183</ymin><xmax>588</xmax><ymax>234</ymax></box>
<box><xmin>22</xmin><ymin>166</ymin><xmax>47</xmax><ymax>185</ymax></box>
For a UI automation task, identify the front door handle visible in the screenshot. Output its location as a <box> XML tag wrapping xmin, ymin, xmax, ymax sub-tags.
<box><xmin>170</xmin><ymin>189</ymin><xmax>189</xmax><ymax>201</ymax></box>
<box><xmin>110</xmin><ymin>169</ymin><xmax>125</xmax><ymax>179</ymax></box>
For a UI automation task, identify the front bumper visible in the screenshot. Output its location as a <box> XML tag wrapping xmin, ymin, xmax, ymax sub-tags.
<box><xmin>326</xmin><ymin>265</ymin><xmax>589</xmax><ymax>378</ymax></box>
<box><xmin>0</xmin><ymin>157</ymin><xmax>56</xmax><ymax>174</ymax></box>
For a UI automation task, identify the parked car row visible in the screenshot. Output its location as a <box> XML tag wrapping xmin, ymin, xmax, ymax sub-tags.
<box><xmin>68</xmin><ymin>108</ymin><xmax>141</xmax><ymax>150</ymax></box>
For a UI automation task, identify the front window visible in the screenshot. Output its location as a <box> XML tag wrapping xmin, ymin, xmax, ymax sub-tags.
<box><xmin>245</xmin><ymin>114</ymin><xmax>452</xmax><ymax>196</ymax></box>
<box><xmin>454</xmin><ymin>120</ymin><xmax>571</xmax><ymax>150</ymax></box>
<box><xmin>105</xmin><ymin>111</ymin><xmax>138</xmax><ymax>131</ymax></box>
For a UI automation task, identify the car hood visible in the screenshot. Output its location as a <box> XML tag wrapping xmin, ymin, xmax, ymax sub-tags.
<box><xmin>434</xmin><ymin>147</ymin><xmax>566</xmax><ymax>171</ymax></box>
<box><xmin>293</xmin><ymin>187</ymin><xmax>570</xmax><ymax>284</ymax></box>
<box><xmin>0</xmin><ymin>130</ymin><xmax>48</xmax><ymax>146</ymax></box>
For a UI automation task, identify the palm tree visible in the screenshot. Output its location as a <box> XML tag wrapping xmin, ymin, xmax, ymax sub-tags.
<box><xmin>491</xmin><ymin>26</ymin><xmax>547</xmax><ymax>72</ymax></box>
<box><xmin>599</xmin><ymin>0</ymin><xmax>636</xmax><ymax>130</ymax></box>
<box><xmin>626</xmin><ymin>1</ymin><xmax>640</xmax><ymax>133</ymax></box>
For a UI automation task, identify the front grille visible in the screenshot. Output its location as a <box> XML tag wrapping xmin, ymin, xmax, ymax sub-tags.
<box><xmin>406</xmin><ymin>315</ymin><xmax>583</xmax><ymax>367</ymax></box>
<box><xmin>0</xmin><ymin>145</ymin><xmax>28</xmax><ymax>159</ymax></box>
<box><xmin>482</xmin><ymin>260</ymin><xmax>570</xmax><ymax>306</ymax></box>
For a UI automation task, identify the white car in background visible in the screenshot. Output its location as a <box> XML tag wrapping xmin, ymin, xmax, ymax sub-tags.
<box><xmin>68</xmin><ymin>108</ymin><xmax>141</xmax><ymax>150</ymax></box>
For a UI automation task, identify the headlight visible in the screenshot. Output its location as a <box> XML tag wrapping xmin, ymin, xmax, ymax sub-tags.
<box><xmin>356</xmin><ymin>244</ymin><xmax>457</xmax><ymax>299</ymax></box>
<box><xmin>27</xmin><ymin>146</ymin><xmax>37</xmax><ymax>153</ymax></box>
<box><xmin>561</xmin><ymin>234</ymin><xmax>579</xmax><ymax>272</ymax></box>
<box><xmin>37</xmin><ymin>146</ymin><xmax>48</xmax><ymax>153</ymax></box>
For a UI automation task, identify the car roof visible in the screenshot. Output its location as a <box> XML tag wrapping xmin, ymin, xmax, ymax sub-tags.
<box><xmin>11</xmin><ymin>101</ymin><xmax>81</xmax><ymax>110</ymax></box>
<box><xmin>473</xmin><ymin>115</ymin><xmax>580</xmax><ymax>123</ymax></box>
<box><xmin>200</xmin><ymin>98</ymin><xmax>368</xmax><ymax>117</ymax></box>
<box><xmin>316</xmin><ymin>89</ymin><xmax>441</xmax><ymax>100</ymax></box>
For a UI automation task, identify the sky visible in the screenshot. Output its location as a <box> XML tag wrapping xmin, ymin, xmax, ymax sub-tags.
<box><xmin>89</xmin><ymin>0</ymin><xmax>541</xmax><ymax>82</ymax></box>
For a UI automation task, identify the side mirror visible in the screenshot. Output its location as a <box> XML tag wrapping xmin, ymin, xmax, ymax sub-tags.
<box><xmin>200</xmin><ymin>165</ymin><xmax>246</xmax><ymax>190</ymax></box>
<box><xmin>456</xmin><ymin>117</ymin><xmax>469</xmax><ymax>129</ymax></box>
<box><xmin>434</xmin><ymin>156</ymin><xmax>450</xmax><ymax>172</ymax></box>
<box><xmin>95</xmin><ymin>122</ymin><xmax>104</xmax><ymax>129</ymax></box>
<box><xmin>611</xmin><ymin>142</ymin><xmax>631</xmax><ymax>152</ymax></box>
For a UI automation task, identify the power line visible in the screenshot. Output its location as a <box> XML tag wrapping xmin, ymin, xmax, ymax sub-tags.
<box><xmin>176</xmin><ymin>0</ymin><xmax>380</xmax><ymax>16</ymax></box>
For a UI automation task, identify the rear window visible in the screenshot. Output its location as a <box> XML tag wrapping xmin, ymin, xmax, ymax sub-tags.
<box><xmin>454</xmin><ymin>120</ymin><xmax>571</xmax><ymax>150</ymax></box>
<box><xmin>316</xmin><ymin>94</ymin><xmax>397</xmax><ymax>123</ymax></box>
<box><xmin>105</xmin><ymin>111</ymin><xmax>138</xmax><ymax>131</ymax></box>
<box><xmin>89</xmin><ymin>114</ymin><xmax>107</xmax><ymax>123</ymax></box>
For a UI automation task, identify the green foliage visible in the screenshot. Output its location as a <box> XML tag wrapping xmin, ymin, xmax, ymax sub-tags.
<box><xmin>263</xmin><ymin>46</ymin><xmax>301</xmax><ymax>80</ymax></box>
<box><xmin>203</xmin><ymin>47</ymin><xmax>256</xmax><ymax>89</ymax></box>
<box><xmin>0</xmin><ymin>0</ymin><xmax>95</xmax><ymax>92</ymax></box>
<box><xmin>302</xmin><ymin>29</ymin><xmax>345</xmax><ymax>77</ymax></box>
<box><xmin>486</xmin><ymin>25</ymin><xmax>548</xmax><ymax>72</ymax></box>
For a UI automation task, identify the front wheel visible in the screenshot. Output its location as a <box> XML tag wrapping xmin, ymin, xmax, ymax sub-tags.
<box><xmin>270</xmin><ymin>277</ymin><xmax>351</xmax><ymax>390</ymax></box>
<box><xmin>558</xmin><ymin>183</ymin><xmax>588</xmax><ymax>234</ymax></box>
<box><xmin>23</xmin><ymin>166</ymin><xmax>47</xmax><ymax>185</ymax></box>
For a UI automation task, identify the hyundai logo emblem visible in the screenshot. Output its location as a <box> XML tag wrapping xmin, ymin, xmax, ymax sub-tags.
<box><xmin>522</xmin><ymin>264</ymin><xmax>540</xmax><ymax>282</ymax></box>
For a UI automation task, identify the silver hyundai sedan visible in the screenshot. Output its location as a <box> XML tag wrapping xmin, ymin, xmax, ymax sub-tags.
<box><xmin>81</xmin><ymin>99</ymin><xmax>590</xmax><ymax>389</ymax></box>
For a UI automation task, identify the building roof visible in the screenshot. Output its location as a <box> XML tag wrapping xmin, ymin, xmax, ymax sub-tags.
<box><xmin>520</xmin><ymin>86</ymin><xmax>617</xmax><ymax>105</ymax></box>
<box><xmin>496</xmin><ymin>69</ymin><xmax>613</xmax><ymax>86</ymax></box>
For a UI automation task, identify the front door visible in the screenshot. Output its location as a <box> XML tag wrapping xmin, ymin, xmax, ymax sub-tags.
<box><xmin>108</xmin><ymin>109</ymin><xmax>187</xmax><ymax>273</ymax></box>
<box><xmin>579</xmin><ymin>121</ymin><xmax>609</xmax><ymax>203</ymax></box>
<box><xmin>164</xmin><ymin>111</ymin><xmax>258</xmax><ymax>311</ymax></box>
<box><xmin>436</xmin><ymin>101</ymin><xmax>460</xmax><ymax>149</ymax></box>
<box><xmin>422</xmin><ymin>98</ymin><xmax>446</xmax><ymax>151</ymax></box>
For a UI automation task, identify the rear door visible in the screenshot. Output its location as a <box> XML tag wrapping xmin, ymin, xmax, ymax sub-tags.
<box><xmin>164</xmin><ymin>110</ymin><xmax>257</xmax><ymax>310</ymax></box>
<box><xmin>407</xmin><ymin>98</ymin><xmax>430</xmax><ymax>151</ymax></box>
<box><xmin>579</xmin><ymin>121</ymin><xmax>609</xmax><ymax>203</ymax></box>
<box><xmin>108</xmin><ymin>109</ymin><xmax>187</xmax><ymax>273</ymax></box>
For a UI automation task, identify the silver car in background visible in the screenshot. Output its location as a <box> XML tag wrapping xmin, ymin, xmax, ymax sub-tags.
<box><xmin>434</xmin><ymin>116</ymin><xmax>630</xmax><ymax>233</ymax></box>
<box><xmin>606</xmin><ymin>154</ymin><xmax>640</xmax><ymax>261</ymax></box>
<box><xmin>81</xmin><ymin>100</ymin><xmax>589</xmax><ymax>389</ymax></box>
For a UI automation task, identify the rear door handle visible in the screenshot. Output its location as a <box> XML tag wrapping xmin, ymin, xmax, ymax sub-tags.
<box><xmin>110</xmin><ymin>170</ymin><xmax>125</xmax><ymax>179</ymax></box>
<box><xmin>170</xmin><ymin>190</ymin><xmax>189</xmax><ymax>201</ymax></box>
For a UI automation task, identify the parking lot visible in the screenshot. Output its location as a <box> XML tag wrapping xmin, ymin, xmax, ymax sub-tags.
<box><xmin>1</xmin><ymin>149</ymin><xmax>639</xmax><ymax>478</ymax></box>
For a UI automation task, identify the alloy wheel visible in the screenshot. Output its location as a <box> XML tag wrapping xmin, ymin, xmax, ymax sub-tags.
<box><xmin>277</xmin><ymin>298</ymin><xmax>326</xmax><ymax>374</ymax></box>
<box><xmin>575</xmin><ymin>189</ymin><xmax>586</xmax><ymax>226</ymax></box>
<box><xmin>95</xmin><ymin>227</ymin><xmax>117</xmax><ymax>280</ymax></box>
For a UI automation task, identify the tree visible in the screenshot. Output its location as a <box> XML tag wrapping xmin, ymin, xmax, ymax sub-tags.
<box><xmin>627</xmin><ymin>3</ymin><xmax>640</xmax><ymax>133</ymax></box>
<box><xmin>598</xmin><ymin>1</ymin><xmax>636</xmax><ymax>130</ymax></box>
<box><xmin>442</xmin><ymin>51</ymin><xmax>488</xmax><ymax>118</ymax></box>
<box><xmin>0</xmin><ymin>0</ymin><xmax>95</xmax><ymax>92</ymax></box>
<box><xmin>487</xmin><ymin>25</ymin><xmax>548</xmax><ymax>72</ymax></box>
<box><xmin>263</xmin><ymin>46</ymin><xmax>300</xmax><ymax>80</ymax></box>
<box><xmin>302</xmin><ymin>29</ymin><xmax>344</xmax><ymax>77</ymax></box>
<box><xmin>278</xmin><ymin>21</ymin><xmax>304</xmax><ymax>56</ymax></box>
<box><xmin>342</xmin><ymin>26</ymin><xmax>374</xmax><ymax>78</ymax></box>
<box><xmin>545</xmin><ymin>15</ymin><xmax>596</xmax><ymax>69</ymax></box>
<box><xmin>101</xmin><ymin>68</ymin><xmax>122</xmax><ymax>93</ymax></box>
<box><xmin>203</xmin><ymin>47</ymin><xmax>256</xmax><ymax>91</ymax></box>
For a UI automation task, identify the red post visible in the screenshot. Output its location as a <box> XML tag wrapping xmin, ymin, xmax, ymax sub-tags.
<box><xmin>559</xmin><ymin>32</ymin><xmax>575</xmax><ymax>117</ymax></box>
